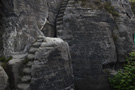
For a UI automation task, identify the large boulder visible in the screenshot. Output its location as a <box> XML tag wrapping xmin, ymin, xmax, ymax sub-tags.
<box><xmin>30</xmin><ymin>37</ymin><xmax>74</xmax><ymax>90</ymax></box>
<box><xmin>0</xmin><ymin>66</ymin><xmax>8</xmax><ymax>90</ymax></box>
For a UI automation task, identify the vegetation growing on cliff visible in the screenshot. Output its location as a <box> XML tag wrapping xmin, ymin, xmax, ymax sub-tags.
<box><xmin>109</xmin><ymin>52</ymin><xmax>135</xmax><ymax>90</ymax></box>
<box><xmin>103</xmin><ymin>2</ymin><xmax>119</xmax><ymax>17</ymax></box>
<box><xmin>0</xmin><ymin>56</ymin><xmax>12</xmax><ymax>69</ymax></box>
<box><xmin>75</xmin><ymin>0</ymin><xmax>119</xmax><ymax>17</ymax></box>
<box><xmin>0</xmin><ymin>56</ymin><xmax>12</xmax><ymax>63</ymax></box>
<box><xmin>130</xmin><ymin>0</ymin><xmax>135</xmax><ymax>14</ymax></box>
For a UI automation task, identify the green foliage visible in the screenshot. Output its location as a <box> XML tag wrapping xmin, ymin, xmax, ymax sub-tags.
<box><xmin>0</xmin><ymin>56</ymin><xmax>12</xmax><ymax>70</ymax></box>
<box><xmin>130</xmin><ymin>1</ymin><xmax>135</xmax><ymax>14</ymax></box>
<box><xmin>129</xmin><ymin>0</ymin><xmax>135</xmax><ymax>2</ymax></box>
<box><xmin>109</xmin><ymin>51</ymin><xmax>135</xmax><ymax>90</ymax></box>
<box><xmin>0</xmin><ymin>56</ymin><xmax>12</xmax><ymax>63</ymax></box>
<box><xmin>103</xmin><ymin>2</ymin><xmax>119</xmax><ymax>17</ymax></box>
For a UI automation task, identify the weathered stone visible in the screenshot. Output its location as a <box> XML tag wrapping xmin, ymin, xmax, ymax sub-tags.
<box><xmin>21</xmin><ymin>75</ymin><xmax>31</xmax><ymax>82</ymax></box>
<box><xmin>32</xmin><ymin>42</ymin><xmax>42</xmax><ymax>47</ymax></box>
<box><xmin>2</xmin><ymin>0</ymin><xmax>63</xmax><ymax>56</ymax></box>
<box><xmin>8</xmin><ymin>54</ymin><xmax>27</xmax><ymax>89</ymax></box>
<box><xmin>28</xmin><ymin>48</ymin><xmax>38</xmax><ymax>54</ymax></box>
<box><xmin>27</xmin><ymin>54</ymin><xmax>35</xmax><ymax>60</ymax></box>
<box><xmin>55</xmin><ymin>0</ymin><xmax>135</xmax><ymax>90</ymax></box>
<box><xmin>23</xmin><ymin>68</ymin><xmax>31</xmax><ymax>75</ymax></box>
<box><xmin>37</xmin><ymin>36</ymin><xmax>46</xmax><ymax>40</ymax></box>
<box><xmin>26</xmin><ymin>61</ymin><xmax>33</xmax><ymax>67</ymax></box>
<box><xmin>105</xmin><ymin>0</ymin><xmax>135</xmax><ymax>63</ymax></box>
<box><xmin>58</xmin><ymin>0</ymin><xmax>117</xmax><ymax>90</ymax></box>
<box><xmin>31</xmin><ymin>37</ymin><xmax>74</xmax><ymax>90</ymax></box>
<box><xmin>17</xmin><ymin>83</ymin><xmax>30</xmax><ymax>90</ymax></box>
<box><xmin>36</xmin><ymin>39</ymin><xmax>44</xmax><ymax>42</ymax></box>
<box><xmin>0</xmin><ymin>66</ymin><xmax>8</xmax><ymax>90</ymax></box>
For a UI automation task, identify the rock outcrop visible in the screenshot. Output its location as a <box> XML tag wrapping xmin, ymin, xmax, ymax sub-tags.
<box><xmin>30</xmin><ymin>37</ymin><xmax>74</xmax><ymax>90</ymax></box>
<box><xmin>106</xmin><ymin>0</ymin><xmax>135</xmax><ymax>63</ymax></box>
<box><xmin>1</xmin><ymin>0</ymin><xmax>63</xmax><ymax>56</ymax></box>
<box><xmin>0</xmin><ymin>66</ymin><xmax>8</xmax><ymax>90</ymax></box>
<box><xmin>57</xmin><ymin>0</ymin><xmax>135</xmax><ymax>90</ymax></box>
<box><xmin>0</xmin><ymin>0</ymin><xmax>135</xmax><ymax>90</ymax></box>
<box><xmin>8</xmin><ymin>54</ymin><xmax>27</xmax><ymax>89</ymax></box>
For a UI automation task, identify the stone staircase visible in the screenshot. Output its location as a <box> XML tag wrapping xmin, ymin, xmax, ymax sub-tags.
<box><xmin>16</xmin><ymin>0</ymin><xmax>71</xmax><ymax>89</ymax></box>
<box><xmin>16</xmin><ymin>36</ymin><xmax>45</xmax><ymax>90</ymax></box>
<box><xmin>56</xmin><ymin>0</ymin><xmax>69</xmax><ymax>38</ymax></box>
<box><xmin>56</xmin><ymin>0</ymin><xmax>76</xmax><ymax>44</ymax></box>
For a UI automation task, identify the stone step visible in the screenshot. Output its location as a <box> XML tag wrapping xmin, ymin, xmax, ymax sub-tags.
<box><xmin>26</xmin><ymin>61</ymin><xmax>33</xmax><ymax>67</ymax></box>
<box><xmin>61</xmin><ymin>3</ymin><xmax>67</xmax><ymax>6</ymax></box>
<box><xmin>58</xmin><ymin>13</ymin><xmax>64</xmax><ymax>17</ymax></box>
<box><xmin>23</xmin><ymin>68</ymin><xmax>31</xmax><ymax>75</ymax></box>
<box><xmin>21</xmin><ymin>75</ymin><xmax>31</xmax><ymax>82</ymax></box>
<box><xmin>60</xmin><ymin>7</ymin><xmax>66</xmax><ymax>11</ymax></box>
<box><xmin>61</xmin><ymin>4</ymin><xmax>67</xmax><ymax>7</ymax></box>
<box><xmin>56</xmin><ymin>21</ymin><xmax>63</xmax><ymax>25</ymax></box>
<box><xmin>45</xmin><ymin>47</ymin><xmax>54</xmax><ymax>50</ymax></box>
<box><xmin>57</xmin><ymin>29</ymin><xmax>63</xmax><ymax>33</ymax></box>
<box><xmin>57</xmin><ymin>33</ymin><xmax>63</xmax><ymax>36</ymax></box>
<box><xmin>59</xmin><ymin>9</ymin><xmax>65</xmax><ymax>13</ymax></box>
<box><xmin>58</xmin><ymin>11</ymin><xmax>64</xmax><ymax>15</ymax></box>
<box><xmin>56</xmin><ymin>25</ymin><xmax>63</xmax><ymax>30</ymax></box>
<box><xmin>27</xmin><ymin>54</ymin><xmax>35</xmax><ymax>60</ymax></box>
<box><xmin>17</xmin><ymin>83</ymin><xmax>30</xmax><ymax>90</ymax></box>
<box><xmin>32</xmin><ymin>42</ymin><xmax>42</xmax><ymax>47</ymax></box>
<box><xmin>57</xmin><ymin>17</ymin><xmax>63</xmax><ymax>21</ymax></box>
<box><xmin>37</xmin><ymin>36</ymin><xmax>45</xmax><ymax>39</ymax></box>
<box><xmin>28</xmin><ymin>47</ymin><xmax>38</xmax><ymax>54</ymax></box>
<box><xmin>36</xmin><ymin>39</ymin><xmax>44</xmax><ymax>42</ymax></box>
<box><xmin>56</xmin><ymin>16</ymin><xmax>63</xmax><ymax>21</ymax></box>
<box><xmin>57</xmin><ymin>30</ymin><xmax>63</xmax><ymax>33</ymax></box>
<box><xmin>57</xmin><ymin>32</ymin><xmax>64</xmax><ymax>36</ymax></box>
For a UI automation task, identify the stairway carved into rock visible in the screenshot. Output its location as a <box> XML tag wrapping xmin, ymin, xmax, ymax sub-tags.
<box><xmin>16</xmin><ymin>0</ymin><xmax>71</xmax><ymax>89</ymax></box>
<box><xmin>16</xmin><ymin>36</ymin><xmax>46</xmax><ymax>90</ymax></box>
<box><xmin>56</xmin><ymin>0</ymin><xmax>69</xmax><ymax>38</ymax></box>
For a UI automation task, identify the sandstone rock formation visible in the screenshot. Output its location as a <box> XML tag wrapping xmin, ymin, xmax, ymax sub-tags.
<box><xmin>8</xmin><ymin>54</ymin><xmax>27</xmax><ymax>89</ymax></box>
<box><xmin>11</xmin><ymin>37</ymin><xmax>73</xmax><ymax>90</ymax></box>
<box><xmin>0</xmin><ymin>66</ymin><xmax>8</xmax><ymax>90</ymax></box>
<box><xmin>57</xmin><ymin>0</ymin><xmax>135</xmax><ymax>90</ymax></box>
<box><xmin>0</xmin><ymin>0</ymin><xmax>135</xmax><ymax>90</ymax></box>
<box><xmin>30</xmin><ymin>37</ymin><xmax>74</xmax><ymax>90</ymax></box>
<box><xmin>1</xmin><ymin>0</ymin><xmax>63</xmax><ymax>56</ymax></box>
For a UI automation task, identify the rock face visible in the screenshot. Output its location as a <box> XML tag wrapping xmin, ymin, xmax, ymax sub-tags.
<box><xmin>1</xmin><ymin>0</ymin><xmax>135</xmax><ymax>90</ymax></box>
<box><xmin>56</xmin><ymin>0</ymin><xmax>135</xmax><ymax>90</ymax></box>
<box><xmin>0</xmin><ymin>66</ymin><xmax>8</xmax><ymax>90</ymax></box>
<box><xmin>30</xmin><ymin>37</ymin><xmax>74</xmax><ymax>90</ymax></box>
<box><xmin>1</xmin><ymin>0</ymin><xmax>63</xmax><ymax>56</ymax></box>
<box><xmin>8</xmin><ymin>54</ymin><xmax>27</xmax><ymax>89</ymax></box>
<box><xmin>106</xmin><ymin>0</ymin><xmax>135</xmax><ymax>63</ymax></box>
